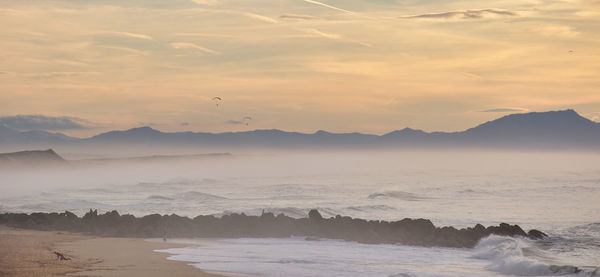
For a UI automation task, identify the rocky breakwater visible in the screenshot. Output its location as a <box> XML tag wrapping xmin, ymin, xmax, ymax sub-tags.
<box><xmin>0</xmin><ymin>209</ymin><xmax>547</xmax><ymax>248</ymax></box>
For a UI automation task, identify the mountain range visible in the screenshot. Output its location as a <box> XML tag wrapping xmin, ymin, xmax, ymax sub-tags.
<box><xmin>1</xmin><ymin>110</ymin><xmax>599</xmax><ymax>152</ymax></box>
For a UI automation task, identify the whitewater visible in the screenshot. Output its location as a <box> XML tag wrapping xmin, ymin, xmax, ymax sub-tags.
<box><xmin>1</xmin><ymin>151</ymin><xmax>599</xmax><ymax>276</ymax></box>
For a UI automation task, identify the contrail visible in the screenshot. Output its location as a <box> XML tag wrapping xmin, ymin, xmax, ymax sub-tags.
<box><xmin>303</xmin><ymin>0</ymin><xmax>354</xmax><ymax>14</ymax></box>
<box><xmin>170</xmin><ymin>42</ymin><xmax>221</xmax><ymax>55</ymax></box>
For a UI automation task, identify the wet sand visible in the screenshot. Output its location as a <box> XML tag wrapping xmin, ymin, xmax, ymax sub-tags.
<box><xmin>0</xmin><ymin>225</ymin><xmax>224</xmax><ymax>277</ymax></box>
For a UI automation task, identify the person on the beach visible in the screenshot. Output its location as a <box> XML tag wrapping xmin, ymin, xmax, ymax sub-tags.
<box><xmin>53</xmin><ymin>251</ymin><xmax>70</xmax><ymax>261</ymax></box>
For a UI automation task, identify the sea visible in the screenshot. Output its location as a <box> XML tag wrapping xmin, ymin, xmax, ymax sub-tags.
<box><xmin>1</xmin><ymin>150</ymin><xmax>599</xmax><ymax>276</ymax></box>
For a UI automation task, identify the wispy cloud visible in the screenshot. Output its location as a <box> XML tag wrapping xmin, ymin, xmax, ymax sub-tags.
<box><xmin>170</xmin><ymin>42</ymin><xmax>221</xmax><ymax>55</ymax></box>
<box><xmin>190</xmin><ymin>0</ymin><xmax>220</xmax><ymax>5</ymax></box>
<box><xmin>531</xmin><ymin>24</ymin><xmax>579</xmax><ymax>38</ymax></box>
<box><xmin>203</xmin><ymin>9</ymin><xmax>278</xmax><ymax>24</ymax></box>
<box><xmin>303</xmin><ymin>0</ymin><xmax>354</xmax><ymax>14</ymax></box>
<box><xmin>242</xmin><ymin>12</ymin><xmax>278</xmax><ymax>23</ymax></box>
<box><xmin>102</xmin><ymin>31</ymin><xmax>155</xmax><ymax>41</ymax></box>
<box><xmin>298</xmin><ymin>28</ymin><xmax>372</xmax><ymax>47</ymax></box>
<box><xmin>225</xmin><ymin>116</ymin><xmax>252</xmax><ymax>125</ymax></box>
<box><xmin>97</xmin><ymin>45</ymin><xmax>150</xmax><ymax>55</ymax></box>
<box><xmin>280</xmin><ymin>13</ymin><xmax>321</xmax><ymax>20</ymax></box>
<box><xmin>174</xmin><ymin>32</ymin><xmax>236</xmax><ymax>38</ymax></box>
<box><xmin>480</xmin><ymin>108</ymin><xmax>529</xmax><ymax>113</ymax></box>
<box><xmin>0</xmin><ymin>115</ymin><xmax>96</xmax><ymax>131</ymax></box>
<box><xmin>300</xmin><ymin>28</ymin><xmax>342</xmax><ymax>40</ymax></box>
<box><xmin>21</xmin><ymin>71</ymin><xmax>97</xmax><ymax>79</ymax></box>
<box><xmin>401</xmin><ymin>9</ymin><xmax>517</xmax><ymax>20</ymax></box>
<box><xmin>225</xmin><ymin>120</ymin><xmax>244</xmax><ymax>125</ymax></box>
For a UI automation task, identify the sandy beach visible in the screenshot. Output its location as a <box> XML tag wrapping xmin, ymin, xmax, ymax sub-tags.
<box><xmin>0</xmin><ymin>225</ymin><xmax>224</xmax><ymax>277</ymax></box>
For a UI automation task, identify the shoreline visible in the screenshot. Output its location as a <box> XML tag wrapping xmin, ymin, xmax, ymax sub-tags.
<box><xmin>0</xmin><ymin>225</ymin><xmax>225</xmax><ymax>277</ymax></box>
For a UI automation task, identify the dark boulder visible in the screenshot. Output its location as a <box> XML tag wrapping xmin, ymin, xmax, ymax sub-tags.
<box><xmin>528</xmin><ymin>229</ymin><xmax>548</xmax><ymax>239</ymax></box>
<box><xmin>308</xmin><ymin>209</ymin><xmax>323</xmax><ymax>220</ymax></box>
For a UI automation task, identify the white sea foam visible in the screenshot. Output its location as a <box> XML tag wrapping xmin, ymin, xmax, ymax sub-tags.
<box><xmin>472</xmin><ymin>235</ymin><xmax>596</xmax><ymax>276</ymax></box>
<box><xmin>155</xmin><ymin>235</ymin><xmax>597</xmax><ymax>277</ymax></box>
<box><xmin>157</xmin><ymin>237</ymin><xmax>485</xmax><ymax>277</ymax></box>
<box><xmin>473</xmin><ymin>236</ymin><xmax>555</xmax><ymax>276</ymax></box>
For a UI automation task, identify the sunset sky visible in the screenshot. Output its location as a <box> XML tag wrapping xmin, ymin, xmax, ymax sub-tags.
<box><xmin>1</xmin><ymin>0</ymin><xmax>599</xmax><ymax>137</ymax></box>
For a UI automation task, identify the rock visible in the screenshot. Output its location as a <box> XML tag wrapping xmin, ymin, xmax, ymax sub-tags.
<box><xmin>0</xmin><ymin>209</ymin><xmax>549</xmax><ymax>249</ymax></box>
<box><xmin>308</xmin><ymin>209</ymin><xmax>323</xmax><ymax>220</ymax></box>
<box><xmin>527</xmin><ymin>229</ymin><xmax>548</xmax><ymax>239</ymax></box>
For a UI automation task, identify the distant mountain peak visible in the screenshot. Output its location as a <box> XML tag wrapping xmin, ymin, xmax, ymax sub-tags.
<box><xmin>401</xmin><ymin>127</ymin><xmax>422</xmax><ymax>132</ymax></box>
<box><xmin>502</xmin><ymin>109</ymin><xmax>579</xmax><ymax>118</ymax></box>
<box><xmin>248</xmin><ymin>129</ymin><xmax>288</xmax><ymax>134</ymax></box>
<box><xmin>383</xmin><ymin>127</ymin><xmax>427</xmax><ymax>137</ymax></box>
<box><xmin>489</xmin><ymin>109</ymin><xmax>589</xmax><ymax>124</ymax></box>
<box><xmin>90</xmin><ymin>126</ymin><xmax>163</xmax><ymax>141</ymax></box>
<box><xmin>465</xmin><ymin>109</ymin><xmax>598</xmax><ymax>138</ymax></box>
<box><xmin>127</xmin><ymin>126</ymin><xmax>160</xmax><ymax>132</ymax></box>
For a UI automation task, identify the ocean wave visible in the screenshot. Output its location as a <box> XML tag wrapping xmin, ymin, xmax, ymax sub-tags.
<box><xmin>16</xmin><ymin>199</ymin><xmax>116</xmax><ymax>211</ymax></box>
<box><xmin>262</xmin><ymin>183</ymin><xmax>328</xmax><ymax>196</ymax></box>
<box><xmin>566</xmin><ymin>223</ymin><xmax>600</xmax><ymax>238</ymax></box>
<box><xmin>176</xmin><ymin>191</ymin><xmax>226</xmax><ymax>201</ymax></box>
<box><xmin>265</xmin><ymin>207</ymin><xmax>310</xmax><ymax>218</ymax></box>
<box><xmin>146</xmin><ymin>195</ymin><xmax>175</xmax><ymax>201</ymax></box>
<box><xmin>256</xmin><ymin>207</ymin><xmax>310</xmax><ymax>218</ymax></box>
<box><xmin>457</xmin><ymin>188</ymin><xmax>490</xmax><ymax>195</ymax></box>
<box><xmin>388</xmin><ymin>274</ymin><xmax>416</xmax><ymax>277</ymax></box>
<box><xmin>473</xmin><ymin>235</ymin><xmax>592</xmax><ymax>276</ymax></box>
<box><xmin>344</xmin><ymin>205</ymin><xmax>396</xmax><ymax>212</ymax></box>
<box><xmin>136</xmin><ymin>178</ymin><xmax>217</xmax><ymax>189</ymax></box>
<box><xmin>79</xmin><ymin>187</ymin><xmax>120</xmax><ymax>194</ymax></box>
<box><xmin>274</xmin><ymin>258</ymin><xmax>317</xmax><ymax>264</ymax></box>
<box><xmin>368</xmin><ymin>191</ymin><xmax>426</xmax><ymax>201</ymax></box>
<box><xmin>534</xmin><ymin>223</ymin><xmax>600</xmax><ymax>273</ymax></box>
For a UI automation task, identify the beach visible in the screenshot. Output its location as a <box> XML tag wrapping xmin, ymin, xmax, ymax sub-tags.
<box><xmin>1</xmin><ymin>151</ymin><xmax>598</xmax><ymax>276</ymax></box>
<box><xmin>0</xmin><ymin>225</ymin><xmax>223</xmax><ymax>277</ymax></box>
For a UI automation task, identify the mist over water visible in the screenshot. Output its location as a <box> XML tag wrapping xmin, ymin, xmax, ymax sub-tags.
<box><xmin>1</xmin><ymin>150</ymin><xmax>599</xmax><ymax>276</ymax></box>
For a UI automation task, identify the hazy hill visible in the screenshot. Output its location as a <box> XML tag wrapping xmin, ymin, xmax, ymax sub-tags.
<box><xmin>0</xmin><ymin>149</ymin><xmax>67</xmax><ymax>167</ymax></box>
<box><xmin>0</xmin><ymin>110</ymin><xmax>598</xmax><ymax>151</ymax></box>
<box><xmin>0</xmin><ymin>124</ymin><xmax>76</xmax><ymax>144</ymax></box>
<box><xmin>76</xmin><ymin>152</ymin><xmax>232</xmax><ymax>165</ymax></box>
<box><xmin>457</xmin><ymin>109</ymin><xmax>600</xmax><ymax>147</ymax></box>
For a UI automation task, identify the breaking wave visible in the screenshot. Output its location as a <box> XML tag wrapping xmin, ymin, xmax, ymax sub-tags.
<box><xmin>176</xmin><ymin>191</ymin><xmax>226</xmax><ymax>201</ymax></box>
<box><xmin>368</xmin><ymin>191</ymin><xmax>427</xmax><ymax>201</ymax></box>
<box><xmin>344</xmin><ymin>205</ymin><xmax>396</xmax><ymax>212</ymax></box>
<box><xmin>472</xmin><ymin>235</ymin><xmax>596</xmax><ymax>276</ymax></box>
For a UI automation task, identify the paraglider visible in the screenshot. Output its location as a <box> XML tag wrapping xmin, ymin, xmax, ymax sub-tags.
<box><xmin>212</xmin><ymin>97</ymin><xmax>222</xmax><ymax>107</ymax></box>
<box><xmin>243</xmin><ymin>116</ymin><xmax>252</xmax><ymax>126</ymax></box>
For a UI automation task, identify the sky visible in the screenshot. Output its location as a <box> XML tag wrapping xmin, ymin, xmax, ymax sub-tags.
<box><xmin>1</xmin><ymin>0</ymin><xmax>599</xmax><ymax>137</ymax></box>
